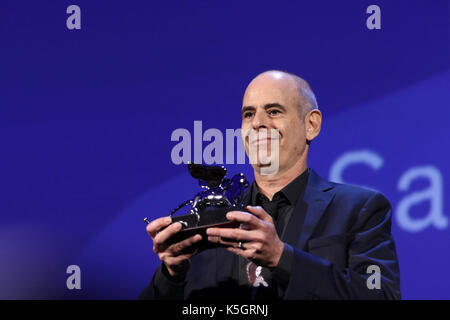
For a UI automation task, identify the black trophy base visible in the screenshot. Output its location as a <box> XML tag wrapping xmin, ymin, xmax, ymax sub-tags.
<box><xmin>165</xmin><ymin>206</ymin><xmax>246</xmax><ymax>249</ymax></box>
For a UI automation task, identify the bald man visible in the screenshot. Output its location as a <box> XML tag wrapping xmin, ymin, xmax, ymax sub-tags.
<box><xmin>139</xmin><ymin>71</ymin><xmax>401</xmax><ymax>300</ymax></box>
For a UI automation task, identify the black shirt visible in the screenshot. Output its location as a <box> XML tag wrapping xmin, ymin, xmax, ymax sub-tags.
<box><xmin>236</xmin><ymin>168</ymin><xmax>310</xmax><ymax>299</ymax></box>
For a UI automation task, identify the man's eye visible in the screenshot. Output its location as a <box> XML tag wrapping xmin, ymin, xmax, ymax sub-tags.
<box><xmin>243</xmin><ymin>112</ymin><xmax>254</xmax><ymax>118</ymax></box>
<box><xmin>268</xmin><ymin>109</ymin><xmax>280</xmax><ymax>115</ymax></box>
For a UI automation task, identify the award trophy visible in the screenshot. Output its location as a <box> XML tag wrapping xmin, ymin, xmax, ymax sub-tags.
<box><xmin>146</xmin><ymin>162</ymin><xmax>250</xmax><ymax>249</ymax></box>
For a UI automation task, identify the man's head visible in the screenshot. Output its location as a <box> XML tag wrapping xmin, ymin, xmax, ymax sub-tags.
<box><xmin>241</xmin><ymin>70</ymin><xmax>322</xmax><ymax>176</ymax></box>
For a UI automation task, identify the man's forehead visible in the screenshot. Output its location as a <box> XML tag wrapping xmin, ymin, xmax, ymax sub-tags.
<box><xmin>242</xmin><ymin>78</ymin><xmax>298</xmax><ymax>108</ymax></box>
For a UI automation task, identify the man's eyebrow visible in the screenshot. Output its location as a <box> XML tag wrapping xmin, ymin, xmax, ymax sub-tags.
<box><xmin>241</xmin><ymin>106</ymin><xmax>255</xmax><ymax>116</ymax></box>
<box><xmin>264</xmin><ymin>103</ymin><xmax>286</xmax><ymax>111</ymax></box>
<box><xmin>241</xmin><ymin>103</ymin><xmax>286</xmax><ymax>116</ymax></box>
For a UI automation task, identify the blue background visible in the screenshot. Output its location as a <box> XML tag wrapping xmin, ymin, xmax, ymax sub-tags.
<box><xmin>0</xmin><ymin>0</ymin><xmax>449</xmax><ymax>299</ymax></box>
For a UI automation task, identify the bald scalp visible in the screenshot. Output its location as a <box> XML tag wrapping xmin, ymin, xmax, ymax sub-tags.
<box><xmin>248</xmin><ymin>70</ymin><xmax>318</xmax><ymax>119</ymax></box>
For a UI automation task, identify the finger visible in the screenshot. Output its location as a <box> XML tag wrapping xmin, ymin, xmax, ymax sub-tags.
<box><xmin>226</xmin><ymin>211</ymin><xmax>262</xmax><ymax>229</ymax></box>
<box><xmin>246</xmin><ymin>206</ymin><xmax>273</xmax><ymax>223</ymax></box>
<box><xmin>164</xmin><ymin>254</ymin><xmax>193</xmax><ymax>268</ymax></box>
<box><xmin>154</xmin><ymin>222</ymin><xmax>182</xmax><ymax>245</ymax></box>
<box><xmin>147</xmin><ymin>216</ymin><xmax>172</xmax><ymax>238</ymax></box>
<box><xmin>227</xmin><ymin>247</ymin><xmax>243</xmax><ymax>255</ymax></box>
<box><xmin>226</xmin><ymin>246</ymin><xmax>254</xmax><ymax>259</ymax></box>
<box><xmin>207</xmin><ymin>235</ymin><xmax>240</xmax><ymax>247</ymax></box>
<box><xmin>207</xmin><ymin>235</ymin><xmax>221</xmax><ymax>244</ymax></box>
<box><xmin>227</xmin><ymin>246</ymin><xmax>261</xmax><ymax>262</ymax></box>
<box><xmin>168</xmin><ymin>234</ymin><xmax>203</xmax><ymax>255</ymax></box>
<box><xmin>229</xmin><ymin>240</ymin><xmax>262</xmax><ymax>250</ymax></box>
<box><xmin>206</xmin><ymin>227</ymin><xmax>259</xmax><ymax>242</ymax></box>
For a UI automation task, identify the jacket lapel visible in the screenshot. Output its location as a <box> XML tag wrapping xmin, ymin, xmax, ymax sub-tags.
<box><xmin>282</xmin><ymin>169</ymin><xmax>335</xmax><ymax>251</ymax></box>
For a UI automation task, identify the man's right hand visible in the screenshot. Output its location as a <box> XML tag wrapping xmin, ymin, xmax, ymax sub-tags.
<box><xmin>146</xmin><ymin>216</ymin><xmax>203</xmax><ymax>279</ymax></box>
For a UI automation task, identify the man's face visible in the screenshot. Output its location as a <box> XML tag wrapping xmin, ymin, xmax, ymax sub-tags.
<box><xmin>241</xmin><ymin>73</ymin><xmax>308</xmax><ymax>174</ymax></box>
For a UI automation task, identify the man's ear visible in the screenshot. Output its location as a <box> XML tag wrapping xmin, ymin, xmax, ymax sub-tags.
<box><xmin>305</xmin><ymin>109</ymin><xmax>322</xmax><ymax>143</ymax></box>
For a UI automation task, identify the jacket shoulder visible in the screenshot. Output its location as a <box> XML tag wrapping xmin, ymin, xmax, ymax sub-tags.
<box><xmin>330</xmin><ymin>181</ymin><xmax>390</xmax><ymax>207</ymax></box>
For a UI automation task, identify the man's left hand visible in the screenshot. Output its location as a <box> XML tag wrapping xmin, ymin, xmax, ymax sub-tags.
<box><xmin>206</xmin><ymin>205</ymin><xmax>284</xmax><ymax>268</ymax></box>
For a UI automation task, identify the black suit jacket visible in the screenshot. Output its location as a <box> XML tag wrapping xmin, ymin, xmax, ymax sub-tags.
<box><xmin>139</xmin><ymin>169</ymin><xmax>401</xmax><ymax>300</ymax></box>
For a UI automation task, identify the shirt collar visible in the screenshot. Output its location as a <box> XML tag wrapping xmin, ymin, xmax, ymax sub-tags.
<box><xmin>251</xmin><ymin>168</ymin><xmax>310</xmax><ymax>206</ymax></box>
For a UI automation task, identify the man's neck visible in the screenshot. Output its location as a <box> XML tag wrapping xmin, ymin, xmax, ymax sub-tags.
<box><xmin>254</xmin><ymin>159</ymin><xmax>308</xmax><ymax>201</ymax></box>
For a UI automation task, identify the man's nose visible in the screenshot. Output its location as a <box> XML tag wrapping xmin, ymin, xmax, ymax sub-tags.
<box><xmin>251</xmin><ymin>110</ymin><xmax>269</xmax><ymax>129</ymax></box>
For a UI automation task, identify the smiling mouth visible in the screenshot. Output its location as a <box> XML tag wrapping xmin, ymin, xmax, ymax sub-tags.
<box><xmin>251</xmin><ymin>138</ymin><xmax>274</xmax><ymax>145</ymax></box>
<box><xmin>249</xmin><ymin>136</ymin><xmax>280</xmax><ymax>146</ymax></box>
<box><xmin>244</xmin><ymin>128</ymin><xmax>281</xmax><ymax>146</ymax></box>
